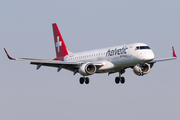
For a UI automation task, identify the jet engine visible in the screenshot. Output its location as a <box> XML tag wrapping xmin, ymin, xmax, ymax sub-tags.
<box><xmin>79</xmin><ymin>63</ymin><xmax>96</xmax><ymax>76</ymax></box>
<box><xmin>133</xmin><ymin>63</ymin><xmax>150</xmax><ymax>76</ymax></box>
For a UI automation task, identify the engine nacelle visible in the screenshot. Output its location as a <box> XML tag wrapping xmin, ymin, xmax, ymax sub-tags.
<box><xmin>79</xmin><ymin>63</ymin><xmax>96</xmax><ymax>76</ymax></box>
<box><xmin>133</xmin><ymin>63</ymin><xmax>150</xmax><ymax>76</ymax></box>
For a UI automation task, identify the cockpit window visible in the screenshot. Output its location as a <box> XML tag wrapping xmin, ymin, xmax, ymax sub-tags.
<box><xmin>136</xmin><ymin>46</ymin><xmax>140</xmax><ymax>50</ymax></box>
<box><xmin>140</xmin><ymin>46</ymin><xmax>151</xmax><ymax>49</ymax></box>
<box><xmin>135</xmin><ymin>46</ymin><xmax>150</xmax><ymax>50</ymax></box>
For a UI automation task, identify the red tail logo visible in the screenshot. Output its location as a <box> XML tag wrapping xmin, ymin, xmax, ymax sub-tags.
<box><xmin>52</xmin><ymin>23</ymin><xmax>68</xmax><ymax>60</ymax></box>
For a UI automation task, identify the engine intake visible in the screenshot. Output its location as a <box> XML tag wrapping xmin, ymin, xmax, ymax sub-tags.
<box><xmin>133</xmin><ymin>63</ymin><xmax>150</xmax><ymax>76</ymax></box>
<box><xmin>79</xmin><ymin>63</ymin><xmax>96</xmax><ymax>76</ymax></box>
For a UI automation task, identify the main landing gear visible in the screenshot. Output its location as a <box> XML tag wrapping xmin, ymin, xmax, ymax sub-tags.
<box><xmin>79</xmin><ymin>77</ymin><xmax>90</xmax><ymax>84</ymax></box>
<box><xmin>79</xmin><ymin>69</ymin><xmax>126</xmax><ymax>84</ymax></box>
<box><xmin>79</xmin><ymin>76</ymin><xmax>125</xmax><ymax>84</ymax></box>
<box><xmin>115</xmin><ymin>76</ymin><xmax>125</xmax><ymax>84</ymax></box>
<box><xmin>115</xmin><ymin>70</ymin><xmax>125</xmax><ymax>84</ymax></box>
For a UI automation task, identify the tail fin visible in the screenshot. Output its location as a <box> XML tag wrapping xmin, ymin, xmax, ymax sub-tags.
<box><xmin>52</xmin><ymin>23</ymin><xmax>68</xmax><ymax>59</ymax></box>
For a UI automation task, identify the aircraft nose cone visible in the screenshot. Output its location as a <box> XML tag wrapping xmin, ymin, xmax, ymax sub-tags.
<box><xmin>144</xmin><ymin>51</ymin><xmax>155</xmax><ymax>61</ymax></box>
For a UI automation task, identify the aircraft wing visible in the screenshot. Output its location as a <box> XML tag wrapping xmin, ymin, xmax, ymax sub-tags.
<box><xmin>4</xmin><ymin>48</ymin><xmax>104</xmax><ymax>74</ymax></box>
<box><xmin>149</xmin><ymin>46</ymin><xmax>177</xmax><ymax>64</ymax></box>
<box><xmin>4</xmin><ymin>48</ymin><xmax>83</xmax><ymax>71</ymax></box>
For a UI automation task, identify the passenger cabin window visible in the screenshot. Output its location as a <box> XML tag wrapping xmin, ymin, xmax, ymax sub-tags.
<box><xmin>135</xmin><ymin>46</ymin><xmax>150</xmax><ymax>50</ymax></box>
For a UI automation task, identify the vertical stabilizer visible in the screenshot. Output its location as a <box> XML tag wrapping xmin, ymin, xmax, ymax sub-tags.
<box><xmin>52</xmin><ymin>23</ymin><xmax>68</xmax><ymax>59</ymax></box>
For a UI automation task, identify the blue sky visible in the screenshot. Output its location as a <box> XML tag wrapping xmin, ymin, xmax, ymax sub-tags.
<box><xmin>0</xmin><ymin>0</ymin><xmax>180</xmax><ymax>120</ymax></box>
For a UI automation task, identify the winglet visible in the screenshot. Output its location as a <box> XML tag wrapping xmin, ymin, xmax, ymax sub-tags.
<box><xmin>172</xmin><ymin>46</ymin><xmax>177</xmax><ymax>58</ymax></box>
<box><xmin>4</xmin><ymin>48</ymin><xmax>15</xmax><ymax>60</ymax></box>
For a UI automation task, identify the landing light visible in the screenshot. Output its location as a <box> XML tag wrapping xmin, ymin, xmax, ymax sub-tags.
<box><xmin>102</xmin><ymin>62</ymin><xmax>106</xmax><ymax>66</ymax></box>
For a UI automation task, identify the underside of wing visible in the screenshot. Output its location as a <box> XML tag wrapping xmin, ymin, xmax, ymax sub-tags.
<box><xmin>30</xmin><ymin>61</ymin><xmax>81</xmax><ymax>72</ymax></box>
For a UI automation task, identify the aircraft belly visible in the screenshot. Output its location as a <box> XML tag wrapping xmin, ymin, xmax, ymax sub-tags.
<box><xmin>111</xmin><ymin>56</ymin><xmax>131</xmax><ymax>67</ymax></box>
<box><xmin>96</xmin><ymin>56</ymin><xmax>133</xmax><ymax>73</ymax></box>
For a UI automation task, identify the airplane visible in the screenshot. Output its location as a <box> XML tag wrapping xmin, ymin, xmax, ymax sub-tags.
<box><xmin>4</xmin><ymin>23</ymin><xmax>177</xmax><ymax>84</ymax></box>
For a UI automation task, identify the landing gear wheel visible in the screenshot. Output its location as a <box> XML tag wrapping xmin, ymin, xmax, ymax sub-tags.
<box><xmin>115</xmin><ymin>77</ymin><xmax>120</xmax><ymax>84</ymax></box>
<box><xmin>85</xmin><ymin>77</ymin><xmax>90</xmax><ymax>84</ymax></box>
<box><xmin>120</xmin><ymin>77</ymin><xmax>125</xmax><ymax>84</ymax></box>
<box><xmin>79</xmin><ymin>77</ymin><xmax>85</xmax><ymax>84</ymax></box>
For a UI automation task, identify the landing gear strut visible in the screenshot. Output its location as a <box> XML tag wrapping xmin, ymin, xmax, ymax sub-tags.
<box><xmin>79</xmin><ymin>77</ymin><xmax>90</xmax><ymax>84</ymax></box>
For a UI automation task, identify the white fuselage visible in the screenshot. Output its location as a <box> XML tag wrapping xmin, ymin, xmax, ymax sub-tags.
<box><xmin>64</xmin><ymin>43</ymin><xmax>155</xmax><ymax>73</ymax></box>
